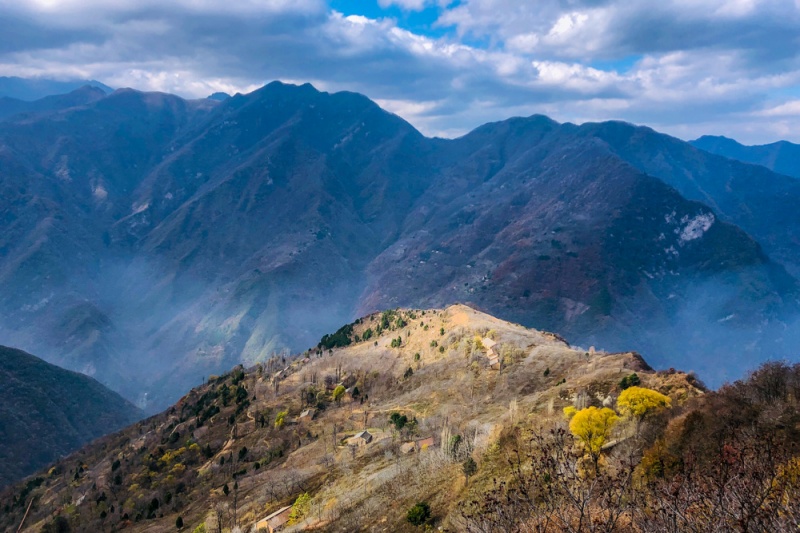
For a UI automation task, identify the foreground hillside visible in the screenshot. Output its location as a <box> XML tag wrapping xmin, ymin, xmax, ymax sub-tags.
<box><xmin>1</xmin><ymin>82</ymin><xmax>798</xmax><ymax>409</ymax></box>
<box><xmin>0</xmin><ymin>345</ymin><xmax>142</xmax><ymax>488</ymax></box>
<box><xmin>3</xmin><ymin>305</ymin><xmax>714</xmax><ymax>532</ymax></box>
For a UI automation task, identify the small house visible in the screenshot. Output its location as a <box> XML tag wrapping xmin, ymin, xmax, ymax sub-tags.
<box><xmin>400</xmin><ymin>442</ymin><xmax>416</xmax><ymax>454</ymax></box>
<box><xmin>416</xmin><ymin>436</ymin><xmax>435</xmax><ymax>451</ymax></box>
<box><xmin>299</xmin><ymin>408</ymin><xmax>315</xmax><ymax>420</ymax></box>
<box><xmin>255</xmin><ymin>505</ymin><xmax>292</xmax><ymax>532</ymax></box>
<box><xmin>401</xmin><ymin>437</ymin><xmax>436</xmax><ymax>454</ymax></box>
<box><xmin>349</xmin><ymin>430</ymin><xmax>373</xmax><ymax>446</ymax></box>
<box><xmin>483</xmin><ymin>338</ymin><xmax>501</xmax><ymax>369</ymax></box>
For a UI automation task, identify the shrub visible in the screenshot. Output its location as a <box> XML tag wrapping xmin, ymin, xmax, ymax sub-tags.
<box><xmin>390</xmin><ymin>412</ymin><xmax>408</xmax><ymax>430</ymax></box>
<box><xmin>289</xmin><ymin>492</ymin><xmax>312</xmax><ymax>524</ymax></box>
<box><xmin>333</xmin><ymin>385</ymin><xmax>346</xmax><ymax>403</ymax></box>
<box><xmin>448</xmin><ymin>434</ymin><xmax>462</xmax><ymax>457</ymax></box>
<box><xmin>619</xmin><ymin>373</ymin><xmax>641</xmax><ymax>390</ymax></box>
<box><xmin>407</xmin><ymin>502</ymin><xmax>431</xmax><ymax>526</ymax></box>
<box><xmin>463</xmin><ymin>457</ymin><xmax>477</xmax><ymax>482</ymax></box>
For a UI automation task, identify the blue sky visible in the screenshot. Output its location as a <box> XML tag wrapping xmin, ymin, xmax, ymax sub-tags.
<box><xmin>1</xmin><ymin>0</ymin><xmax>800</xmax><ymax>143</ymax></box>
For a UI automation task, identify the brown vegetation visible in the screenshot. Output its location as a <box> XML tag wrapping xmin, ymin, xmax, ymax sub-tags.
<box><xmin>1</xmin><ymin>305</ymin><xmax>723</xmax><ymax>532</ymax></box>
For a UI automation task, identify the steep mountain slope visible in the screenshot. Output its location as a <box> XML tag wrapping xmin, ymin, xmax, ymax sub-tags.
<box><xmin>0</xmin><ymin>89</ymin><xmax>221</xmax><ymax>404</ymax></box>
<box><xmin>0</xmin><ymin>305</ymin><xmax>705</xmax><ymax>532</ymax></box>
<box><xmin>0</xmin><ymin>82</ymin><xmax>436</xmax><ymax>409</ymax></box>
<box><xmin>580</xmin><ymin>122</ymin><xmax>800</xmax><ymax>277</ymax></box>
<box><xmin>691</xmin><ymin>135</ymin><xmax>800</xmax><ymax>179</ymax></box>
<box><xmin>0</xmin><ymin>82</ymin><xmax>797</xmax><ymax>409</ymax></box>
<box><xmin>362</xmin><ymin>116</ymin><xmax>796</xmax><ymax>377</ymax></box>
<box><xmin>0</xmin><ymin>345</ymin><xmax>142</xmax><ymax>488</ymax></box>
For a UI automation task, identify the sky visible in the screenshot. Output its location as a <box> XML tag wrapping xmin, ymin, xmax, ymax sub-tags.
<box><xmin>1</xmin><ymin>0</ymin><xmax>800</xmax><ymax>143</ymax></box>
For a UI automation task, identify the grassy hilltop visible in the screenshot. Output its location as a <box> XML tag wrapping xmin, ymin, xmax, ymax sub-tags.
<box><xmin>4</xmin><ymin>305</ymin><xmax>799</xmax><ymax>532</ymax></box>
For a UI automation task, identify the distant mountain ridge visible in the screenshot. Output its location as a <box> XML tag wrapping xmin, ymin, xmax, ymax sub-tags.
<box><xmin>0</xmin><ymin>345</ymin><xmax>142</xmax><ymax>488</ymax></box>
<box><xmin>0</xmin><ymin>82</ymin><xmax>798</xmax><ymax>410</ymax></box>
<box><xmin>0</xmin><ymin>85</ymin><xmax>108</xmax><ymax>120</ymax></box>
<box><xmin>0</xmin><ymin>76</ymin><xmax>113</xmax><ymax>101</ymax></box>
<box><xmin>690</xmin><ymin>134</ymin><xmax>800</xmax><ymax>179</ymax></box>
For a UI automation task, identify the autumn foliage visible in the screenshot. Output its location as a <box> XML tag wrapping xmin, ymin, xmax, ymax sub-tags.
<box><xmin>617</xmin><ymin>386</ymin><xmax>671</xmax><ymax>419</ymax></box>
<box><xmin>568</xmin><ymin>406</ymin><xmax>618</xmax><ymax>469</ymax></box>
<box><xmin>459</xmin><ymin>362</ymin><xmax>800</xmax><ymax>532</ymax></box>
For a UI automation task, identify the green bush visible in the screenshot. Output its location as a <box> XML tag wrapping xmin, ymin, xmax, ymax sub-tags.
<box><xmin>463</xmin><ymin>457</ymin><xmax>477</xmax><ymax>481</ymax></box>
<box><xmin>390</xmin><ymin>412</ymin><xmax>408</xmax><ymax>430</ymax></box>
<box><xmin>319</xmin><ymin>324</ymin><xmax>354</xmax><ymax>349</ymax></box>
<box><xmin>407</xmin><ymin>502</ymin><xmax>431</xmax><ymax>526</ymax></box>
<box><xmin>619</xmin><ymin>373</ymin><xmax>641</xmax><ymax>390</ymax></box>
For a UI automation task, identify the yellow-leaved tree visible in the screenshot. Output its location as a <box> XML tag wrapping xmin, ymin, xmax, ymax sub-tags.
<box><xmin>288</xmin><ymin>492</ymin><xmax>311</xmax><ymax>524</ymax></box>
<box><xmin>568</xmin><ymin>406</ymin><xmax>619</xmax><ymax>472</ymax></box>
<box><xmin>332</xmin><ymin>385</ymin><xmax>346</xmax><ymax>404</ymax></box>
<box><xmin>617</xmin><ymin>386</ymin><xmax>671</xmax><ymax>434</ymax></box>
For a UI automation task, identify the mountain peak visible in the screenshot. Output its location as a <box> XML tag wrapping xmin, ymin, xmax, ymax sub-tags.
<box><xmin>207</xmin><ymin>91</ymin><xmax>231</xmax><ymax>101</ymax></box>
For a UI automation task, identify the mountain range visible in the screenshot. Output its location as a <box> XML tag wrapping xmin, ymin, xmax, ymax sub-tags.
<box><xmin>0</xmin><ymin>76</ymin><xmax>113</xmax><ymax>101</ymax></box>
<box><xmin>0</xmin><ymin>345</ymin><xmax>141</xmax><ymax>488</ymax></box>
<box><xmin>691</xmin><ymin>135</ymin><xmax>800</xmax><ymax>179</ymax></box>
<box><xmin>1</xmin><ymin>81</ymin><xmax>799</xmax><ymax>411</ymax></box>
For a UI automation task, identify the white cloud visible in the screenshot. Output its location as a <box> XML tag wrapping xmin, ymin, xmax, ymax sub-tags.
<box><xmin>378</xmin><ymin>0</ymin><xmax>430</xmax><ymax>10</ymax></box>
<box><xmin>0</xmin><ymin>0</ymin><xmax>799</xmax><ymax>144</ymax></box>
<box><xmin>757</xmin><ymin>100</ymin><xmax>800</xmax><ymax>116</ymax></box>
